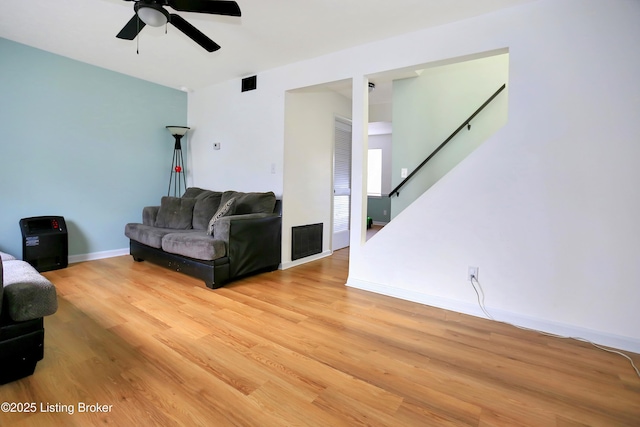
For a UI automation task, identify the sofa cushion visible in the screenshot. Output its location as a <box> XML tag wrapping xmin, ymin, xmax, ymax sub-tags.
<box><xmin>125</xmin><ymin>224</ymin><xmax>179</xmax><ymax>248</ymax></box>
<box><xmin>221</xmin><ymin>191</ymin><xmax>277</xmax><ymax>215</ymax></box>
<box><xmin>206</xmin><ymin>198</ymin><xmax>236</xmax><ymax>235</ymax></box>
<box><xmin>191</xmin><ymin>191</ymin><xmax>223</xmax><ymax>230</ymax></box>
<box><xmin>1</xmin><ymin>251</ymin><xmax>18</xmax><ymax>316</ymax></box>
<box><xmin>143</xmin><ymin>206</ymin><xmax>160</xmax><ymax>226</ymax></box>
<box><xmin>2</xmin><ymin>260</ymin><xmax>58</xmax><ymax>322</ymax></box>
<box><xmin>182</xmin><ymin>187</ymin><xmax>207</xmax><ymax>198</ymax></box>
<box><xmin>1</xmin><ymin>251</ymin><xmax>17</xmax><ymax>261</ymax></box>
<box><xmin>161</xmin><ymin>232</ymin><xmax>226</xmax><ymax>261</ymax></box>
<box><xmin>154</xmin><ymin>196</ymin><xmax>196</xmax><ymax>229</ymax></box>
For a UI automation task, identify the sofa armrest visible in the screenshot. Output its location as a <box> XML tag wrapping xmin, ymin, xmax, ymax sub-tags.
<box><xmin>213</xmin><ymin>213</ymin><xmax>282</xmax><ymax>278</ymax></box>
<box><xmin>0</xmin><ymin>259</ymin><xmax>3</xmax><ymax>318</ymax></box>
<box><xmin>2</xmin><ymin>260</ymin><xmax>58</xmax><ymax>322</ymax></box>
<box><xmin>212</xmin><ymin>213</ymin><xmax>271</xmax><ymax>242</ymax></box>
<box><xmin>143</xmin><ymin>206</ymin><xmax>160</xmax><ymax>226</ymax></box>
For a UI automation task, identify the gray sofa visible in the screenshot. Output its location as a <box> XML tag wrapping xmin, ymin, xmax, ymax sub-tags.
<box><xmin>0</xmin><ymin>250</ymin><xmax>58</xmax><ymax>384</ymax></box>
<box><xmin>125</xmin><ymin>188</ymin><xmax>282</xmax><ymax>288</ymax></box>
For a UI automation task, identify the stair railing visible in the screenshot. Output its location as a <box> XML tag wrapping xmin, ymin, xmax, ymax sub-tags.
<box><xmin>389</xmin><ymin>83</ymin><xmax>506</xmax><ymax>198</ymax></box>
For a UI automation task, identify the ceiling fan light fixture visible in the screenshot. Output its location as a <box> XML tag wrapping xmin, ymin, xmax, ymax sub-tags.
<box><xmin>117</xmin><ymin>0</ymin><xmax>241</xmax><ymax>51</ymax></box>
<box><xmin>137</xmin><ymin>4</ymin><xmax>169</xmax><ymax>27</ymax></box>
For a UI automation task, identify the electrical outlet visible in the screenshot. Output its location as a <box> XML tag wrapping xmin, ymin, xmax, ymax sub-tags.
<box><xmin>401</xmin><ymin>168</ymin><xmax>408</xmax><ymax>178</ymax></box>
<box><xmin>468</xmin><ymin>266</ymin><xmax>479</xmax><ymax>281</ymax></box>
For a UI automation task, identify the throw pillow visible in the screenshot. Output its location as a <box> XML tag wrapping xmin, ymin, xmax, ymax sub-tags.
<box><xmin>154</xmin><ymin>196</ymin><xmax>196</xmax><ymax>229</ymax></box>
<box><xmin>207</xmin><ymin>198</ymin><xmax>236</xmax><ymax>235</ymax></box>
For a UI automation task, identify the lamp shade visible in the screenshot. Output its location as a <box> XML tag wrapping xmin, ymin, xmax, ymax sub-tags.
<box><xmin>166</xmin><ymin>126</ymin><xmax>190</xmax><ymax>137</ymax></box>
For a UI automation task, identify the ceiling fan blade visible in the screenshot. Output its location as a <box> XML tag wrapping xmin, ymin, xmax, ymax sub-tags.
<box><xmin>168</xmin><ymin>0</ymin><xmax>241</xmax><ymax>17</ymax></box>
<box><xmin>116</xmin><ymin>15</ymin><xmax>146</xmax><ymax>40</ymax></box>
<box><xmin>169</xmin><ymin>14</ymin><xmax>221</xmax><ymax>52</ymax></box>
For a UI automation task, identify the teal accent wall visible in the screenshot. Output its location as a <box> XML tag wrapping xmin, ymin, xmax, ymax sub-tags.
<box><xmin>367</xmin><ymin>196</ymin><xmax>391</xmax><ymax>223</ymax></box>
<box><xmin>0</xmin><ymin>38</ymin><xmax>187</xmax><ymax>258</ymax></box>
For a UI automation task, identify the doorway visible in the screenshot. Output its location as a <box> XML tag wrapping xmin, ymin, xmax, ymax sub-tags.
<box><xmin>333</xmin><ymin>116</ymin><xmax>352</xmax><ymax>250</ymax></box>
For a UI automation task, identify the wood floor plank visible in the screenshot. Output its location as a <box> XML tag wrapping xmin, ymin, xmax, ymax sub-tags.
<box><xmin>247</xmin><ymin>380</ymin><xmax>349</xmax><ymax>427</ymax></box>
<box><xmin>1</xmin><ymin>250</ymin><xmax>638</xmax><ymax>426</ymax></box>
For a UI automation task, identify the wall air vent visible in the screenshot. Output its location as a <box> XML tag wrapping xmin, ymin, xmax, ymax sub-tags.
<box><xmin>242</xmin><ymin>75</ymin><xmax>257</xmax><ymax>92</ymax></box>
<box><xmin>291</xmin><ymin>223</ymin><xmax>323</xmax><ymax>261</ymax></box>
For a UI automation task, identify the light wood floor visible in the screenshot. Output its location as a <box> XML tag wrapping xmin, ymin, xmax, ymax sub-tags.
<box><xmin>1</xmin><ymin>250</ymin><xmax>638</xmax><ymax>426</ymax></box>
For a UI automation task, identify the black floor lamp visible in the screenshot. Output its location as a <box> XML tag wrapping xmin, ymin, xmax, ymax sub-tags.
<box><xmin>166</xmin><ymin>126</ymin><xmax>190</xmax><ymax>197</ymax></box>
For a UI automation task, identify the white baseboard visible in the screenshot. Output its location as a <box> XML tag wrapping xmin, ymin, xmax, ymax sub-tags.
<box><xmin>281</xmin><ymin>250</ymin><xmax>332</xmax><ymax>270</ymax></box>
<box><xmin>346</xmin><ymin>278</ymin><xmax>640</xmax><ymax>354</ymax></box>
<box><xmin>68</xmin><ymin>248</ymin><xmax>129</xmax><ymax>264</ymax></box>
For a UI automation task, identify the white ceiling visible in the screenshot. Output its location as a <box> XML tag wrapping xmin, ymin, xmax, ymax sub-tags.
<box><xmin>0</xmin><ymin>0</ymin><xmax>535</xmax><ymax>91</ymax></box>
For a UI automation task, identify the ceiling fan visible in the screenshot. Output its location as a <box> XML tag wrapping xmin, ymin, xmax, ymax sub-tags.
<box><xmin>116</xmin><ymin>0</ymin><xmax>241</xmax><ymax>52</ymax></box>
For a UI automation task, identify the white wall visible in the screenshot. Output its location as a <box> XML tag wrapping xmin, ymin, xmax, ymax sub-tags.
<box><xmin>349</xmin><ymin>1</ymin><xmax>640</xmax><ymax>352</ymax></box>
<box><xmin>283</xmin><ymin>90</ymin><xmax>352</xmax><ymax>266</ymax></box>
<box><xmin>188</xmin><ymin>76</ymin><xmax>284</xmax><ymax>194</ymax></box>
<box><xmin>369</xmin><ymin>103</ymin><xmax>392</xmax><ymax>123</ymax></box>
<box><xmin>188</xmin><ymin>0</ymin><xmax>640</xmax><ymax>352</ymax></box>
<box><xmin>391</xmin><ymin>53</ymin><xmax>509</xmax><ymax>218</ymax></box>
